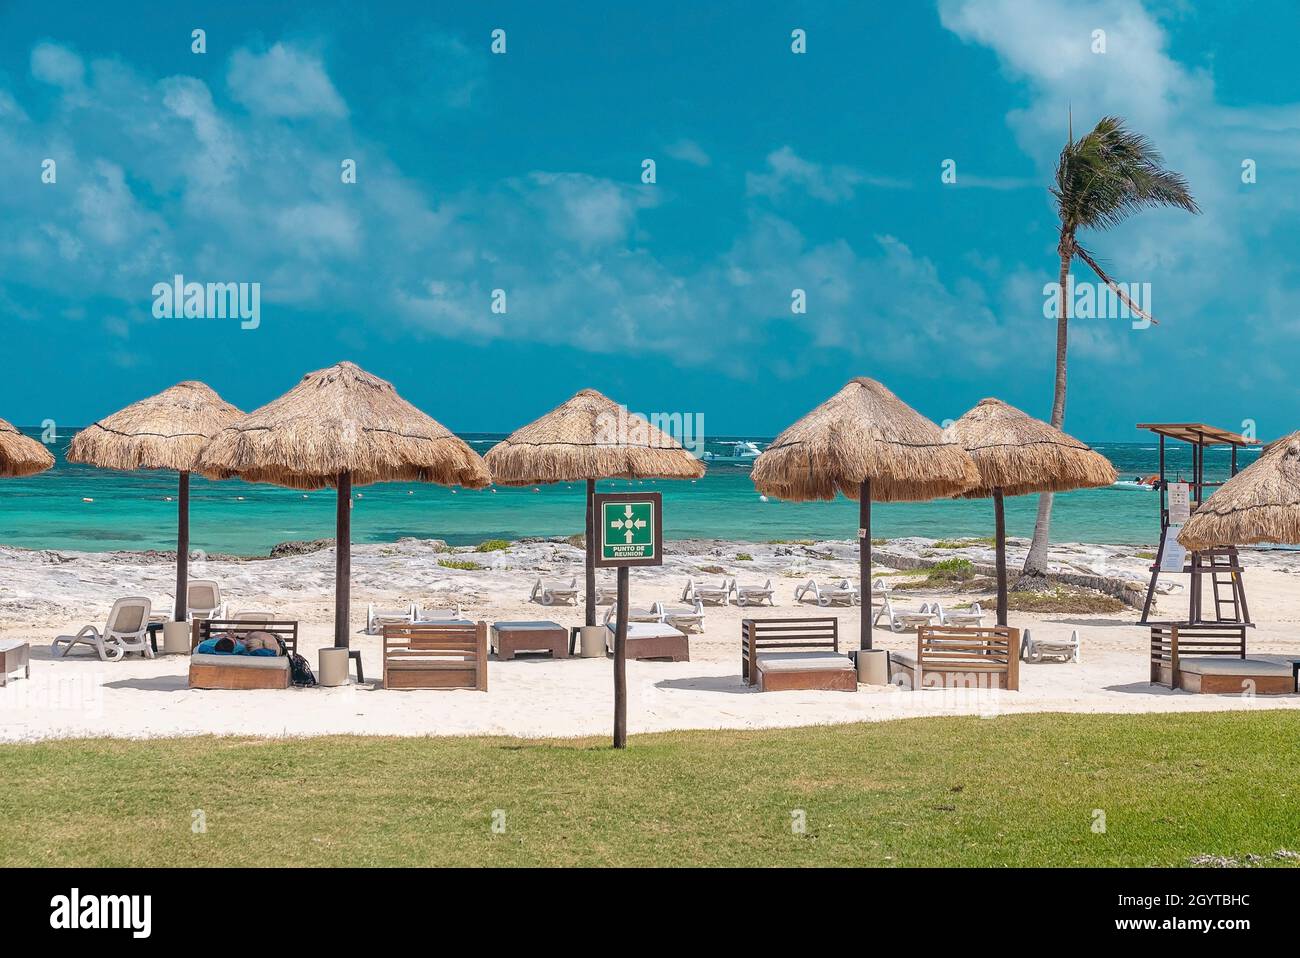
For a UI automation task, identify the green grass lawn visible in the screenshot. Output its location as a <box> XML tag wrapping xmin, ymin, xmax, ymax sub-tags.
<box><xmin>2</xmin><ymin>711</ymin><xmax>1298</xmax><ymax>867</ymax></box>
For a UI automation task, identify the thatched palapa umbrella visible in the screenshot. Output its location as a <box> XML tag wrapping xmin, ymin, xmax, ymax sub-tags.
<box><xmin>0</xmin><ymin>417</ymin><xmax>54</xmax><ymax>478</ymax></box>
<box><xmin>1179</xmin><ymin>431</ymin><xmax>1300</xmax><ymax>550</ymax></box>
<box><xmin>196</xmin><ymin>362</ymin><xmax>490</xmax><ymax>647</ymax></box>
<box><xmin>485</xmin><ymin>388</ymin><xmax>706</xmax><ymax>628</ymax></box>
<box><xmin>752</xmin><ymin>377</ymin><xmax>979</xmax><ymax>651</ymax></box>
<box><xmin>942</xmin><ymin>398</ymin><xmax>1116</xmax><ymax>625</ymax></box>
<box><xmin>67</xmin><ymin>382</ymin><xmax>243</xmax><ymax>621</ymax></box>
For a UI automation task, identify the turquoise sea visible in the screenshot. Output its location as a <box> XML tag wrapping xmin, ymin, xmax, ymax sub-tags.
<box><xmin>0</xmin><ymin>429</ymin><xmax>1261</xmax><ymax>555</ymax></box>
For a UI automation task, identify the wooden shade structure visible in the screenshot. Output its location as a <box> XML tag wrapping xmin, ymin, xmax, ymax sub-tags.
<box><xmin>1179</xmin><ymin>431</ymin><xmax>1300</xmax><ymax>550</ymax></box>
<box><xmin>751</xmin><ymin>377</ymin><xmax>979</xmax><ymax>650</ymax></box>
<box><xmin>0</xmin><ymin>417</ymin><xmax>54</xmax><ymax>478</ymax></box>
<box><xmin>195</xmin><ymin>362</ymin><xmax>490</xmax><ymax>646</ymax></box>
<box><xmin>484</xmin><ymin>388</ymin><xmax>706</xmax><ymax>628</ymax></box>
<box><xmin>942</xmin><ymin>398</ymin><xmax>1116</xmax><ymax>625</ymax></box>
<box><xmin>67</xmin><ymin>382</ymin><xmax>243</xmax><ymax>621</ymax></box>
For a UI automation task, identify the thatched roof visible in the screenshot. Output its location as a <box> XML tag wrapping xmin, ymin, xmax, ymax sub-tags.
<box><xmin>1179</xmin><ymin>431</ymin><xmax>1300</xmax><ymax>549</ymax></box>
<box><xmin>942</xmin><ymin>398</ymin><xmax>1116</xmax><ymax>498</ymax></box>
<box><xmin>0</xmin><ymin>417</ymin><xmax>54</xmax><ymax>478</ymax></box>
<box><xmin>751</xmin><ymin>377</ymin><xmax>979</xmax><ymax>502</ymax></box>
<box><xmin>195</xmin><ymin>362</ymin><xmax>491</xmax><ymax>490</ymax></box>
<box><xmin>67</xmin><ymin>381</ymin><xmax>243</xmax><ymax>472</ymax></box>
<box><xmin>485</xmin><ymin>388</ymin><xmax>706</xmax><ymax>484</ymax></box>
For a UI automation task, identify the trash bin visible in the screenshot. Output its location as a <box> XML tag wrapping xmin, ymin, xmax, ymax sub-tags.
<box><xmin>579</xmin><ymin>625</ymin><xmax>607</xmax><ymax>658</ymax></box>
<box><xmin>857</xmin><ymin>649</ymin><xmax>889</xmax><ymax>685</ymax></box>
<box><xmin>318</xmin><ymin>647</ymin><xmax>350</xmax><ymax>687</ymax></box>
<box><xmin>162</xmin><ymin>622</ymin><xmax>191</xmax><ymax>656</ymax></box>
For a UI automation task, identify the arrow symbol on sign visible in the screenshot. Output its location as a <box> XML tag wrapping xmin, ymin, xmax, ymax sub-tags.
<box><xmin>624</xmin><ymin>527</ymin><xmax>635</xmax><ymax>543</ymax></box>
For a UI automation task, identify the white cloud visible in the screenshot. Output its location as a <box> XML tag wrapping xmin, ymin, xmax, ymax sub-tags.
<box><xmin>227</xmin><ymin>43</ymin><xmax>347</xmax><ymax>118</ymax></box>
<box><xmin>665</xmin><ymin>139</ymin><xmax>711</xmax><ymax>167</ymax></box>
<box><xmin>31</xmin><ymin>42</ymin><xmax>84</xmax><ymax>89</ymax></box>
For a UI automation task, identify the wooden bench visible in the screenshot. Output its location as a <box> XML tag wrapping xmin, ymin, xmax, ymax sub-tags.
<box><xmin>890</xmin><ymin>625</ymin><xmax>1019</xmax><ymax>691</ymax></box>
<box><xmin>383</xmin><ymin>621</ymin><xmax>488</xmax><ymax>690</ymax></box>
<box><xmin>741</xmin><ymin>617</ymin><xmax>855</xmax><ymax>692</ymax></box>
<box><xmin>189</xmin><ymin>619</ymin><xmax>299</xmax><ymax>690</ymax></box>
<box><xmin>1149</xmin><ymin>624</ymin><xmax>1291</xmax><ymax>694</ymax></box>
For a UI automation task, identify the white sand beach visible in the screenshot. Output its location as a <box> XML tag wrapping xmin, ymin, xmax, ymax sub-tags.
<box><xmin>3</xmin><ymin>536</ymin><xmax>1299</xmax><ymax>743</ymax></box>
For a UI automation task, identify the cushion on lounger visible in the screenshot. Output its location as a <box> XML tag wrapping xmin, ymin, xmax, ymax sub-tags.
<box><xmin>1175</xmin><ymin>657</ymin><xmax>1292</xmax><ymax>677</ymax></box>
<box><xmin>190</xmin><ymin>653</ymin><xmax>289</xmax><ymax>671</ymax></box>
<box><xmin>756</xmin><ymin>651</ymin><xmax>854</xmax><ymax>673</ymax></box>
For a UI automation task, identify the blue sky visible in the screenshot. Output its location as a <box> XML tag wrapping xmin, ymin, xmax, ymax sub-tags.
<box><xmin>0</xmin><ymin>0</ymin><xmax>1296</xmax><ymax>440</ymax></box>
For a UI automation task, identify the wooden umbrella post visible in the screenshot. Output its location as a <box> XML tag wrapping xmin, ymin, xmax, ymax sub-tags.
<box><xmin>613</xmin><ymin>565</ymin><xmax>629</xmax><ymax>748</ymax></box>
<box><xmin>859</xmin><ymin>478</ymin><xmax>872</xmax><ymax>651</ymax></box>
<box><xmin>585</xmin><ymin>478</ymin><xmax>596</xmax><ymax>627</ymax></box>
<box><xmin>994</xmin><ymin>488</ymin><xmax>1008</xmax><ymax>627</ymax></box>
<box><xmin>174</xmin><ymin>470</ymin><xmax>190</xmax><ymax>622</ymax></box>
<box><xmin>335</xmin><ymin>470</ymin><xmax>352</xmax><ymax>648</ymax></box>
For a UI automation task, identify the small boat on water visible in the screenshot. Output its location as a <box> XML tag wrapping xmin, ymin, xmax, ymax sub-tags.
<box><xmin>699</xmin><ymin>440</ymin><xmax>765</xmax><ymax>464</ymax></box>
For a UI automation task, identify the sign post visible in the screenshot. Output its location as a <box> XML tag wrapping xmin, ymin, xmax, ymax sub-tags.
<box><xmin>593</xmin><ymin>492</ymin><xmax>663</xmax><ymax>748</ymax></box>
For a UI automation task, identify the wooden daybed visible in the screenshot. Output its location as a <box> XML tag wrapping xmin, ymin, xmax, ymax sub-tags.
<box><xmin>189</xmin><ymin>619</ymin><xmax>298</xmax><ymax>690</ymax></box>
<box><xmin>1150</xmin><ymin>624</ymin><xmax>1297</xmax><ymax>694</ymax></box>
<box><xmin>741</xmin><ymin>617</ymin><xmax>856</xmax><ymax>692</ymax></box>
<box><xmin>889</xmin><ymin>625</ymin><xmax>1020</xmax><ymax>691</ymax></box>
<box><xmin>605</xmin><ymin>622</ymin><xmax>691</xmax><ymax>662</ymax></box>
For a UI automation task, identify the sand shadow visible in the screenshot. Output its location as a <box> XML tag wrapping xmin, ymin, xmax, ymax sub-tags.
<box><xmin>103</xmin><ymin>675</ymin><xmax>189</xmax><ymax>692</ymax></box>
<box><xmin>655</xmin><ymin>675</ymin><xmax>754</xmax><ymax>694</ymax></box>
<box><xmin>1104</xmin><ymin>680</ymin><xmax>1179</xmax><ymax>695</ymax></box>
<box><xmin>1045</xmin><ymin>617</ymin><xmax>1140</xmax><ymax>627</ymax></box>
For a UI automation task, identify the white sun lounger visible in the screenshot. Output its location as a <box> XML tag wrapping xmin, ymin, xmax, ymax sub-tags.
<box><xmin>594</xmin><ymin>581</ymin><xmax>618</xmax><ymax>605</ymax></box>
<box><xmin>603</xmin><ymin>602</ymin><xmax>663</xmax><ymax>626</ymax></box>
<box><xmin>657</xmin><ymin>598</ymin><xmax>706</xmax><ymax>633</ymax></box>
<box><xmin>530</xmin><ymin>577</ymin><xmax>578</xmax><ymax>606</ymax></box>
<box><xmin>734</xmin><ymin>579</ymin><xmax>775</xmax><ymax>607</ymax></box>
<box><xmin>52</xmin><ymin>596</ymin><xmax>154</xmax><ymax>662</ymax></box>
<box><xmin>682</xmin><ymin>578</ymin><xmax>733</xmax><ymax>605</ymax></box>
<box><xmin>931</xmin><ymin>601</ymin><xmax>987</xmax><ymax>627</ymax></box>
<box><xmin>873</xmin><ymin>595</ymin><xmax>939</xmax><ymax>632</ymax></box>
<box><xmin>1020</xmin><ymin>627</ymin><xmax>1080</xmax><ymax>663</ymax></box>
<box><xmin>412</xmin><ymin>603</ymin><xmax>464</xmax><ymax>623</ymax></box>
<box><xmin>794</xmin><ymin>578</ymin><xmax>859</xmax><ymax>607</ymax></box>
<box><xmin>186</xmin><ymin>579</ymin><xmax>227</xmax><ymax>622</ymax></box>
<box><xmin>367</xmin><ymin>602</ymin><xmax>415</xmax><ymax>635</ymax></box>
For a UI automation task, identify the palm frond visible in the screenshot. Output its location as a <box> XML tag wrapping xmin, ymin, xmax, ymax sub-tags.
<box><xmin>1053</xmin><ymin>115</ymin><xmax>1200</xmax><ymax>232</ymax></box>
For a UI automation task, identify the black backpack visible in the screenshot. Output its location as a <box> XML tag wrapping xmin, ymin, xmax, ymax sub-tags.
<box><xmin>275</xmin><ymin>637</ymin><xmax>317</xmax><ymax>687</ymax></box>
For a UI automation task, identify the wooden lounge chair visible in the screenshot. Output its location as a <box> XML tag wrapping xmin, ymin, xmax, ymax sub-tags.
<box><xmin>734</xmin><ymin>579</ymin><xmax>776</xmax><ymax>607</ymax></box>
<box><xmin>794</xmin><ymin>578</ymin><xmax>859</xmax><ymax>607</ymax></box>
<box><xmin>186</xmin><ymin>579</ymin><xmax>227</xmax><ymax>622</ymax></box>
<box><xmin>682</xmin><ymin>578</ymin><xmax>732</xmax><ymax>606</ymax></box>
<box><xmin>383</xmin><ymin>621</ymin><xmax>488</xmax><ymax>690</ymax></box>
<box><xmin>530</xmin><ymin>577</ymin><xmax>578</xmax><ymax>606</ymax></box>
<box><xmin>605</xmin><ymin>622</ymin><xmax>690</xmax><ymax>661</ymax></box>
<box><xmin>189</xmin><ymin>619</ymin><xmax>298</xmax><ymax>690</ymax></box>
<box><xmin>741</xmin><ymin>617</ymin><xmax>855</xmax><ymax>691</ymax></box>
<box><xmin>889</xmin><ymin>625</ymin><xmax>1020</xmax><ymax>691</ymax></box>
<box><xmin>52</xmin><ymin>597</ymin><xmax>154</xmax><ymax>662</ymax></box>
<box><xmin>1020</xmin><ymin>627</ymin><xmax>1079</xmax><ymax>663</ymax></box>
<box><xmin>873</xmin><ymin>595</ymin><xmax>939</xmax><ymax>632</ymax></box>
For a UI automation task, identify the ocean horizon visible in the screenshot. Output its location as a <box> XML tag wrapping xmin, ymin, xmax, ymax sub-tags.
<box><xmin>0</xmin><ymin>427</ymin><xmax>1261</xmax><ymax>555</ymax></box>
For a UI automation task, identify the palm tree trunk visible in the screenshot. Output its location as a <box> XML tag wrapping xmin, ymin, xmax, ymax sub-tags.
<box><xmin>1023</xmin><ymin>239</ymin><xmax>1073</xmax><ymax>576</ymax></box>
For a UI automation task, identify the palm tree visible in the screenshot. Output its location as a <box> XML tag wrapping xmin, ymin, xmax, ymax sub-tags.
<box><xmin>1022</xmin><ymin>115</ymin><xmax>1199</xmax><ymax>577</ymax></box>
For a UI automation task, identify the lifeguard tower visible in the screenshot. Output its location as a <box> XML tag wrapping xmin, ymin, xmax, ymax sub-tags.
<box><xmin>1134</xmin><ymin>422</ymin><xmax>1260</xmax><ymax>625</ymax></box>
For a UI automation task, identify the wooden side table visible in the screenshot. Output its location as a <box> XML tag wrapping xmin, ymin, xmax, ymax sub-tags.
<box><xmin>491</xmin><ymin>621</ymin><xmax>569</xmax><ymax>660</ymax></box>
<box><xmin>0</xmin><ymin>641</ymin><xmax>31</xmax><ymax>686</ymax></box>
